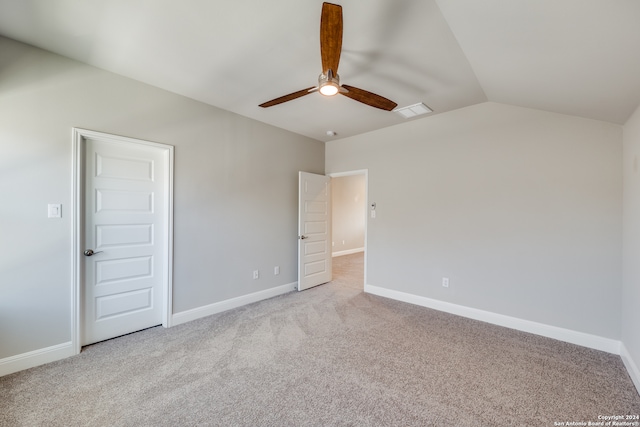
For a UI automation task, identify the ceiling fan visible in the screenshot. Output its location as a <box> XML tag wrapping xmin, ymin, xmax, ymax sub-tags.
<box><xmin>259</xmin><ymin>2</ymin><xmax>398</xmax><ymax>111</ymax></box>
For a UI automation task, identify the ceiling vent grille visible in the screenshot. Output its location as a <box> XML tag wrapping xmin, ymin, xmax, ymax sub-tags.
<box><xmin>394</xmin><ymin>102</ymin><xmax>432</xmax><ymax>119</ymax></box>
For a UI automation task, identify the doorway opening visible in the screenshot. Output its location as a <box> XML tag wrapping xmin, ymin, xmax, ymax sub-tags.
<box><xmin>329</xmin><ymin>170</ymin><xmax>368</xmax><ymax>290</ymax></box>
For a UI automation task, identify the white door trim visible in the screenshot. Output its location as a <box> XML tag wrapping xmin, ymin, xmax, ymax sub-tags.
<box><xmin>328</xmin><ymin>169</ymin><xmax>368</xmax><ymax>288</ymax></box>
<box><xmin>71</xmin><ymin>128</ymin><xmax>174</xmax><ymax>354</ymax></box>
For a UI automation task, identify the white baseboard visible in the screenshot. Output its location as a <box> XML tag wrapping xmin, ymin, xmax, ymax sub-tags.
<box><xmin>171</xmin><ymin>282</ymin><xmax>296</xmax><ymax>326</ymax></box>
<box><xmin>332</xmin><ymin>248</ymin><xmax>364</xmax><ymax>257</ymax></box>
<box><xmin>1</xmin><ymin>284</ymin><xmax>296</xmax><ymax>377</ymax></box>
<box><xmin>620</xmin><ymin>343</ymin><xmax>640</xmax><ymax>395</ymax></box>
<box><xmin>0</xmin><ymin>341</ymin><xmax>75</xmax><ymax>377</ymax></box>
<box><xmin>364</xmin><ymin>284</ymin><xmax>621</xmax><ymax>355</ymax></box>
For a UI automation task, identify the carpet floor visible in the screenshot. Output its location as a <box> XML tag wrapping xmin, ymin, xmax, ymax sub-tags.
<box><xmin>1</xmin><ymin>252</ymin><xmax>639</xmax><ymax>426</ymax></box>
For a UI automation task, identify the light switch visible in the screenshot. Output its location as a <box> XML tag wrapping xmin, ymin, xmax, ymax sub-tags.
<box><xmin>48</xmin><ymin>204</ymin><xmax>62</xmax><ymax>218</ymax></box>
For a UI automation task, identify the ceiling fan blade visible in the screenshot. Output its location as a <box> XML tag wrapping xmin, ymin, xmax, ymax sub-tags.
<box><xmin>340</xmin><ymin>85</ymin><xmax>398</xmax><ymax>111</ymax></box>
<box><xmin>259</xmin><ymin>87</ymin><xmax>316</xmax><ymax>108</ymax></box>
<box><xmin>320</xmin><ymin>2</ymin><xmax>343</xmax><ymax>75</ymax></box>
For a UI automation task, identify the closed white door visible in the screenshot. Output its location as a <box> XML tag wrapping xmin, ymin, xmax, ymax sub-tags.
<box><xmin>82</xmin><ymin>136</ymin><xmax>169</xmax><ymax>345</ymax></box>
<box><xmin>298</xmin><ymin>172</ymin><xmax>332</xmax><ymax>291</ymax></box>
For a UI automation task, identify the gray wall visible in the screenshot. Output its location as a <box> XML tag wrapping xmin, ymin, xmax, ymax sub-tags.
<box><xmin>326</xmin><ymin>102</ymin><xmax>622</xmax><ymax>339</ymax></box>
<box><xmin>0</xmin><ymin>36</ymin><xmax>324</xmax><ymax>359</ymax></box>
<box><xmin>623</xmin><ymin>103</ymin><xmax>640</xmax><ymax>377</ymax></box>
<box><xmin>331</xmin><ymin>174</ymin><xmax>366</xmax><ymax>255</ymax></box>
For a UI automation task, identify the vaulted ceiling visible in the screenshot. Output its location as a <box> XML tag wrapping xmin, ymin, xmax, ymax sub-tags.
<box><xmin>1</xmin><ymin>0</ymin><xmax>639</xmax><ymax>141</ymax></box>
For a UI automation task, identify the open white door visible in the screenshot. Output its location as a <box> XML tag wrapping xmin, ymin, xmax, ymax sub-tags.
<box><xmin>298</xmin><ymin>172</ymin><xmax>332</xmax><ymax>291</ymax></box>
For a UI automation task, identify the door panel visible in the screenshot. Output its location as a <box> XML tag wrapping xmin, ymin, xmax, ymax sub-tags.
<box><xmin>95</xmin><ymin>256</ymin><xmax>153</xmax><ymax>284</ymax></box>
<box><xmin>95</xmin><ymin>288</ymin><xmax>153</xmax><ymax>320</ymax></box>
<box><xmin>298</xmin><ymin>172</ymin><xmax>332</xmax><ymax>291</ymax></box>
<box><xmin>83</xmin><ymin>137</ymin><xmax>166</xmax><ymax>345</ymax></box>
<box><xmin>96</xmin><ymin>224</ymin><xmax>153</xmax><ymax>247</ymax></box>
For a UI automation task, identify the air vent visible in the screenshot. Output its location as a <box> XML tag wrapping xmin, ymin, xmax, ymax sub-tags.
<box><xmin>394</xmin><ymin>102</ymin><xmax>432</xmax><ymax>119</ymax></box>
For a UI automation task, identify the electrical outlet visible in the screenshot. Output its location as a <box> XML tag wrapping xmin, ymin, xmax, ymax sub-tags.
<box><xmin>253</xmin><ymin>270</ymin><xmax>259</xmax><ymax>279</ymax></box>
<box><xmin>442</xmin><ymin>277</ymin><xmax>449</xmax><ymax>288</ymax></box>
<box><xmin>274</xmin><ymin>266</ymin><xmax>280</xmax><ymax>275</ymax></box>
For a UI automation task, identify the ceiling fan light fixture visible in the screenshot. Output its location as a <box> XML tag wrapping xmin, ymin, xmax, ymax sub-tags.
<box><xmin>319</xmin><ymin>82</ymin><xmax>339</xmax><ymax>96</ymax></box>
<box><xmin>318</xmin><ymin>71</ymin><xmax>340</xmax><ymax>96</ymax></box>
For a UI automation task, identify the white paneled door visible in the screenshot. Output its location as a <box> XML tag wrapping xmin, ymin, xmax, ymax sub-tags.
<box><xmin>82</xmin><ymin>134</ymin><xmax>170</xmax><ymax>345</ymax></box>
<box><xmin>298</xmin><ymin>172</ymin><xmax>332</xmax><ymax>291</ymax></box>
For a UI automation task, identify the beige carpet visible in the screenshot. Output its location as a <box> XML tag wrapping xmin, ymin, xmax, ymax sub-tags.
<box><xmin>1</xmin><ymin>252</ymin><xmax>639</xmax><ymax>426</ymax></box>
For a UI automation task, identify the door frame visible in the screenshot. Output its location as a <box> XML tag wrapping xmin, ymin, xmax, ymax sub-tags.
<box><xmin>328</xmin><ymin>169</ymin><xmax>368</xmax><ymax>288</ymax></box>
<box><xmin>71</xmin><ymin>128</ymin><xmax>174</xmax><ymax>354</ymax></box>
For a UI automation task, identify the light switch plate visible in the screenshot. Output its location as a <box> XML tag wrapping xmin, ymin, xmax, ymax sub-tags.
<box><xmin>48</xmin><ymin>204</ymin><xmax>62</xmax><ymax>218</ymax></box>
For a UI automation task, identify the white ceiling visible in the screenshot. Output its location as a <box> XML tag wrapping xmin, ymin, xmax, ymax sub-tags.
<box><xmin>1</xmin><ymin>0</ymin><xmax>639</xmax><ymax>142</ymax></box>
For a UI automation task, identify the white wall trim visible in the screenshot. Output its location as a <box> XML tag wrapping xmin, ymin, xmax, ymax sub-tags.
<box><xmin>332</xmin><ymin>247</ymin><xmax>364</xmax><ymax>257</ymax></box>
<box><xmin>171</xmin><ymin>283</ymin><xmax>296</xmax><ymax>326</ymax></box>
<box><xmin>621</xmin><ymin>343</ymin><xmax>640</xmax><ymax>395</ymax></box>
<box><xmin>0</xmin><ymin>342</ymin><xmax>75</xmax><ymax>377</ymax></box>
<box><xmin>365</xmin><ymin>284</ymin><xmax>621</xmax><ymax>355</ymax></box>
<box><xmin>1</xmin><ymin>282</ymin><xmax>295</xmax><ymax>376</ymax></box>
<box><xmin>328</xmin><ymin>170</ymin><xmax>369</xmax><ymax>179</ymax></box>
<box><xmin>71</xmin><ymin>130</ymin><xmax>81</xmax><ymax>355</ymax></box>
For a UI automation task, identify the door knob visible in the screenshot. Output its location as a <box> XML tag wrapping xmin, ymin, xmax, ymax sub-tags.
<box><xmin>83</xmin><ymin>249</ymin><xmax>103</xmax><ymax>256</ymax></box>
<box><xmin>299</xmin><ymin>235</ymin><xmax>309</xmax><ymax>240</ymax></box>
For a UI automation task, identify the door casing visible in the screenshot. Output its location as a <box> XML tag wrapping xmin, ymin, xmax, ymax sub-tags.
<box><xmin>71</xmin><ymin>128</ymin><xmax>174</xmax><ymax>354</ymax></box>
